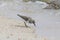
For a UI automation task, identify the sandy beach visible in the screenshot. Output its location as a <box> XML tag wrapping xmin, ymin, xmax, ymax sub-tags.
<box><xmin>0</xmin><ymin>16</ymin><xmax>45</xmax><ymax>40</ymax></box>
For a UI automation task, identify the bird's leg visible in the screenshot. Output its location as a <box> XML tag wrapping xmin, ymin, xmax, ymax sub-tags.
<box><xmin>24</xmin><ymin>22</ymin><xmax>28</xmax><ymax>27</ymax></box>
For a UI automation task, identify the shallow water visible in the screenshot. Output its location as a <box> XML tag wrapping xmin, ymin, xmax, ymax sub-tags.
<box><xmin>0</xmin><ymin>0</ymin><xmax>60</xmax><ymax>40</ymax></box>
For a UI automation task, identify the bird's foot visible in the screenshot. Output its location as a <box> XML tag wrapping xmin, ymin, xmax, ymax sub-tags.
<box><xmin>24</xmin><ymin>22</ymin><xmax>29</xmax><ymax>28</ymax></box>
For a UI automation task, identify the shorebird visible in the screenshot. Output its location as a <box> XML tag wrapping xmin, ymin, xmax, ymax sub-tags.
<box><xmin>17</xmin><ymin>14</ymin><xmax>36</xmax><ymax>27</ymax></box>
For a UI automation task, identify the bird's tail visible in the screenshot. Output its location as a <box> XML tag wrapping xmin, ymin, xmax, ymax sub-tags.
<box><xmin>17</xmin><ymin>14</ymin><xmax>28</xmax><ymax>21</ymax></box>
<box><xmin>17</xmin><ymin>14</ymin><xmax>23</xmax><ymax>18</ymax></box>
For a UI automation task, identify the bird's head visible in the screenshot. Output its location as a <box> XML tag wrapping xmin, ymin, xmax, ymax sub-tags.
<box><xmin>32</xmin><ymin>20</ymin><xmax>36</xmax><ymax>26</ymax></box>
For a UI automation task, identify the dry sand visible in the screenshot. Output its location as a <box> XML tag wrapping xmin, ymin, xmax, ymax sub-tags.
<box><xmin>0</xmin><ymin>16</ymin><xmax>46</xmax><ymax>40</ymax></box>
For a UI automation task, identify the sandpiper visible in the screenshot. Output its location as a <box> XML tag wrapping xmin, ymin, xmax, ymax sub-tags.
<box><xmin>17</xmin><ymin>14</ymin><xmax>36</xmax><ymax>27</ymax></box>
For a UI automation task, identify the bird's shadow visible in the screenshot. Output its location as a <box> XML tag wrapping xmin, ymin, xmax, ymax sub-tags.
<box><xmin>14</xmin><ymin>25</ymin><xmax>31</xmax><ymax>28</ymax></box>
